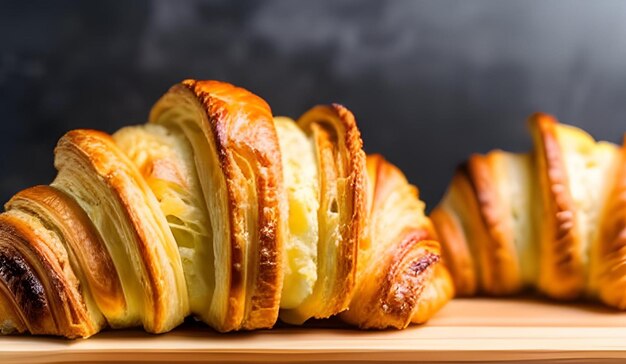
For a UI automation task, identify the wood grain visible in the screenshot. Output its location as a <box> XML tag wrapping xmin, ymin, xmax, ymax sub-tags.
<box><xmin>2</xmin><ymin>297</ymin><xmax>626</xmax><ymax>363</ymax></box>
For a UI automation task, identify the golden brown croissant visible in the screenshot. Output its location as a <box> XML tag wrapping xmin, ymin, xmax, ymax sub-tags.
<box><xmin>432</xmin><ymin>112</ymin><xmax>626</xmax><ymax>308</ymax></box>
<box><xmin>0</xmin><ymin>80</ymin><xmax>452</xmax><ymax>338</ymax></box>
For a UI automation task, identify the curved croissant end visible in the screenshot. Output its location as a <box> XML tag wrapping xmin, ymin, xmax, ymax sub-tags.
<box><xmin>51</xmin><ymin>130</ymin><xmax>189</xmax><ymax>333</ymax></box>
<box><xmin>341</xmin><ymin>155</ymin><xmax>453</xmax><ymax>329</ymax></box>
<box><xmin>0</xmin><ymin>210</ymin><xmax>103</xmax><ymax>338</ymax></box>
<box><xmin>5</xmin><ymin>185</ymin><xmax>122</xmax><ymax>336</ymax></box>
<box><xmin>280</xmin><ymin>104</ymin><xmax>366</xmax><ymax>324</ymax></box>
<box><xmin>148</xmin><ymin>80</ymin><xmax>285</xmax><ymax>331</ymax></box>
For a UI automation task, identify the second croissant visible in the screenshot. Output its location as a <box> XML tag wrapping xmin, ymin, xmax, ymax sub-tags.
<box><xmin>433</xmin><ymin>113</ymin><xmax>626</xmax><ymax>309</ymax></box>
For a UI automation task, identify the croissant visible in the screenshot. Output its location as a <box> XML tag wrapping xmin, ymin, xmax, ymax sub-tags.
<box><xmin>432</xmin><ymin>112</ymin><xmax>626</xmax><ymax>308</ymax></box>
<box><xmin>0</xmin><ymin>80</ymin><xmax>452</xmax><ymax>338</ymax></box>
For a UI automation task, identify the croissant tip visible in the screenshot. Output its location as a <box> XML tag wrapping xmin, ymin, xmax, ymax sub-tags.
<box><xmin>527</xmin><ymin>112</ymin><xmax>559</xmax><ymax>129</ymax></box>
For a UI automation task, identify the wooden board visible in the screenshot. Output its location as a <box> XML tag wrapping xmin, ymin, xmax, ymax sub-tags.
<box><xmin>3</xmin><ymin>297</ymin><xmax>626</xmax><ymax>363</ymax></box>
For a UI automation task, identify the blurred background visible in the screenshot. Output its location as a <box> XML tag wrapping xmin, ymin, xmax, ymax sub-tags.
<box><xmin>1</xmin><ymin>0</ymin><xmax>626</xmax><ymax>208</ymax></box>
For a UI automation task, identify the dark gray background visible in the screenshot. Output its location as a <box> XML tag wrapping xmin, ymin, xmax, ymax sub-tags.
<box><xmin>1</xmin><ymin>0</ymin><xmax>625</xmax><ymax>209</ymax></box>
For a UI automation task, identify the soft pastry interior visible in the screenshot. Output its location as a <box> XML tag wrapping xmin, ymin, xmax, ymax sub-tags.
<box><xmin>491</xmin><ymin>152</ymin><xmax>538</xmax><ymax>287</ymax></box>
<box><xmin>273</xmin><ymin>117</ymin><xmax>319</xmax><ymax>309</ymax></box>
<box><xmin>279</xmin><ymin>104</ymin><xmax>367</xmax><ymax>325</ymax></box>
<box><xmin>0</xmin><ymin>80</ymin><xmax>453</xmax><ymax>338</ymax></box>
<box><xmin>113</xmin><ymin>124</ymin><xmax>215</xmax><ymax>323</ymax></box>
<box><xmin>433</xmin><ymin>113</ymin><xmax>626</xmax><ymax>308</ymax></box>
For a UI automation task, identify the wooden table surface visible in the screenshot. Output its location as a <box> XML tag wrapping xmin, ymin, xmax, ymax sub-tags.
<box><xmin>3</xmin><ymin>297</ymin><xmax>626</xmax><ymax>363</ymax></box>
